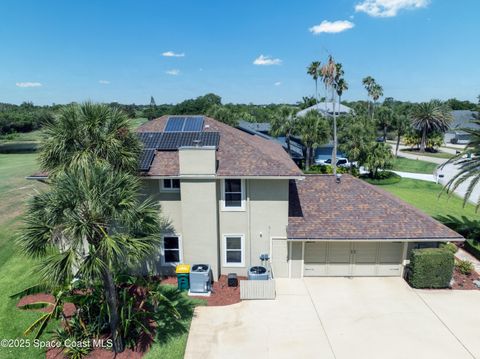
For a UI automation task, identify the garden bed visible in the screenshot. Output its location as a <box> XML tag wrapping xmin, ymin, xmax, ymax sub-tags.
<box><xmin>451</xmin><ymin>267</ymin><xmax>480</xmax><ymax>290</ymax></box>
<box><xmin>161</xmin><ymin>274</ymin><xmax>245</xmax><ymax>306</ymax></box>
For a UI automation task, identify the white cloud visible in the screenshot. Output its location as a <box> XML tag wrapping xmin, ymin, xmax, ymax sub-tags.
<box><xmin>355</xmin><ymin>0</ymin><xmax>430</xmax><ymax>17</ymax></box>
<box><xmin>162</xmin><ymin>51</ymin><xmax>185</xmax><ymax>57</ymax></box>
<box><xmin>253</xmin><ymin>55</ymin><xmax>282</xmax><ymax>66</ymax></box>
<box><xmin>165</xmin><ymin>69</ymin><xmax>180</xmax><ymax>76</ymax></box>
<box><xmin>309</xmin><ymin>20</ymin><xmax>355</xmax><ymax>34</ymax></box>
<box><xmin>98</xmin><ymin>80</ymin><xmax>110</xmax><ymax>84</ymax></box>
<box><xmin>16</xmin><ymin>82</ymin><xmax>42</xmax><ymax>88</ymax></box>
<box><xmin>274</xmin><ymin>81</ymin><xmax>282</xmax><ymax>86</ymax></box>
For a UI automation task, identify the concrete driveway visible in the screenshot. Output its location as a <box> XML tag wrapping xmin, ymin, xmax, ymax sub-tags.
<box><xmin>185</xmin><ymin>278</ymin><xmax>480</xmax><ymax>359</ymax></box>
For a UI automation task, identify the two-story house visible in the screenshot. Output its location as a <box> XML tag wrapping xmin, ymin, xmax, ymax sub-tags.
<box><xmin>137</xmin><ymin>115</ymin><xmax>462</xmax><ymax>279</ymax></box>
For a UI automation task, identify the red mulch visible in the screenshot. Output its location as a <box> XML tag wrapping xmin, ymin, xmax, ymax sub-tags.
<box><xmin>16</xmin><ymin>294</ymin><xmax>76</xmax><ymax>317</ymax></box>
<box><xmin>451</xmin><ymin>267</ymin><xmax>480</xmax><ymax>290</ymax></box>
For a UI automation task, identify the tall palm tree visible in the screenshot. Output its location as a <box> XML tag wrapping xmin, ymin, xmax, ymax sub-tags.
<box><xmin>295</xmin><ymin>110</ymin><xmax>330</xmax><ymax>170</ymax></box>
<box><xmin>18</xmin><ymin>162</ymin><xmax>164</xmax><ymax>353</ymax></box>
<box><xmin>40</xmin><ymin>102</ymin><xmax>141</xmax><ymax>176</ymax></box>
<box><xmin>321</xmin><ymin>56</ymin><xmax>339</xmax><ymax>174</ymax></box>
<box><xmin>376</xmin><ymin>105</ymin><xmax>393</xmax><ymax>142</ymax></box>
<box><xmin>362</xmin><ymin>76</ymin><xmax>375</xmax><ymax>117</ymax></box>
<box><xmin>442</xmin><ymin>116</ymin><xmax>480</xmax><ymax>209</ymax></box>
<box><xmin>370</xmin><ymin>83</ymin><xmax>384</xmax><ymax>120</ymax></box>
<box><xmin>393</xmin><ymin>112</ymin><xmax>410</xmax><ymax>157</ymax></box>
<box><xmin>410</xmin><ymin>100</ymin><xmax>452</xmax><ymax>152</ymax></box>
<box><xmin>270</xmin><ymin>106</ymin><xmax>296</xmax><ymax>155</ymax></box>
<box><xmin>307</xmin><ymin>61</ymin><xmax>322</xmax><ymax>102</ymax></box>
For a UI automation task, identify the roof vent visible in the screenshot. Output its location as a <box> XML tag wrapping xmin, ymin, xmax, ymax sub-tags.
<box><xmin>193</xmin><ymin>139</ymin><xmax>202</xmax><ymax>147</ymax></box>
<box><xmin>335</xmin><ymin>174</ymin><xmax>342</xmax><ymax>184</ymax></box>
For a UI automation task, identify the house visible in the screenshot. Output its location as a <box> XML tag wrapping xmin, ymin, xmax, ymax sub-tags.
<box><xmin>296</xmin><ymin>101</ymin><xmax>352</xmax><ymax>118</ymax></box>
<box><xmin>444</xmin><ymin>110</ymin><xmax>478</xmax><ymax>144</ymax></box>
<box><xmin>136</xmin><ymin>115</ymin><xmax>462</xmax><ymax>279</ymax></box>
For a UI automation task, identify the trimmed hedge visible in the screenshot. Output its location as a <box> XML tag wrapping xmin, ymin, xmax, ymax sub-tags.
<box><xmin>360</xmin><ymin>171</ymin><xmax>401</xmax><ymax>185</ymax></box>
<box><xmin>0</xmin><ymin>142</ymin><xmax>39</xmax><ymax>153</ymax></box>
<box><xmin>408</xmin><ymin>248</ymin><xmax>454</xmax><ymax>288</ymax></box>
<box><xmin>464</xmin><ymin>239</ymin><xmax>480</xmax><ymax>261</ymax></box>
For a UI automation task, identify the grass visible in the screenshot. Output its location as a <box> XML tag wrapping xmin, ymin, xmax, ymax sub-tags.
<box><xmin>0</xmin><ymin>152</ymin><xmax>201</xmax><ymax>359</ymax></box>
<box><xmin>0</xmin><ymin>130</ymin><xmax>44</xmax><ymax>143</ymax></box>
<box><xmin>375</xmin><ymin>178</ymin><xmax>478</xmax><ymax>221</ymax></box>
<box><xmin>0</xmin><ymin>153</ymin><xmax>50</xmax><ymax>359</ymax></box>
<box><xmin>130</xmin><ymin>117</ymin><xmax>148</xmax><ymax>128</ymax></box>
<box><xmin>361</xmin><ymin>171</ymin><xmax>401</xmax><ymax>185</ymax></box>
<box><xmin>391</xmin><ymin>157</ymin><xmax>438</xmax><ymax>174</ymax></box>
<box><xmin>400</xmin><ymin>148</ymin><xmax>453</xmax><ymax>159</ymax></box>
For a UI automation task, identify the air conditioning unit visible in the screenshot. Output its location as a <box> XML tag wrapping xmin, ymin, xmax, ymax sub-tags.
<box><xmin>189</xmin><ymin>264</ymin><xmax>213</xmax><ymax>294</ymax></box>
<box><xmin>247</xmin><ymin>266</ymin><xmax>269</xmax><ymax>280</ymax></box>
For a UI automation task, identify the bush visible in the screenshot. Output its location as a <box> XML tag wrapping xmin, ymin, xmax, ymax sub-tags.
<box><xmin>456</xmin><ymin>260</ymin><xmax>474</xmax><ymax>275</ymax></box>
<box><xmin>360</xmin><ymin>171</ymin><xmax>401</xmax><ymax>185</ymax></box>
<box><xmin>305</xmin><ymin>164</ymin><xmax>351</xmax><ymax>175</ymax></box>
<box><xmin>464</xmin><ymin>239</ymin><xmax>480</xmax><ymax>260</ymax></box>
<box><xmin>408</xmin><ymin>248</ymin><xmax>454</xmax><ymax>288</ymax></box>
<box><xmin>439</xmin><ymin>242</ymin><xmax>458</xmax><ymax>255</ymax></box>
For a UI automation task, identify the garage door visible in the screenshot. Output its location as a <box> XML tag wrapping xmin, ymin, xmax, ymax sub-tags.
<box><xmin>303</xmin><ymin>242</ymin><xmax>404</xmax><ymax>277</ymax></box>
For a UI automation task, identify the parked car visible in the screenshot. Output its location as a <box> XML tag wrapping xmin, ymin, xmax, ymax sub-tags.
<box><xmin>316</xmin><ymin>157</ymin><xmax>353</xmax><ymax>168</ymax></box>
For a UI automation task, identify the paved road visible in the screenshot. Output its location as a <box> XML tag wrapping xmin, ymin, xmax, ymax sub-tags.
<box><xmin>185</xmin><ymin>278</ymin><xmax>480</xmax><ymax>359</ymax></box>
<box><xmin>437</xmin><ymin>162</ymin><xmax>480</xmax><ymax>205</ymax></box>
<box><xmin>391</xmin><ymin>143</ymin><xmax>447</xmax><ymax>165</ymax></box>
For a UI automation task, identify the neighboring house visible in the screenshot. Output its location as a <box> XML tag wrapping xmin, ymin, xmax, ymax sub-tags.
<box><xmin>296</xmin><ymin>101</ymin><xmax>352</xmax><ymax>118</ymax></box>
<box><xmin>444</xmin><ymin>110</ymin><xmax>478</xmax><ymax>144</ymax></box>
<box><xmin>134</xmin><ymin>115</ymin><xmax>462</xmax><ymax>279</ymax></box>
<box><xmin>236</xmin><ymin>120</ymin><xmax>304</xmax><ymax>164</ymax></box>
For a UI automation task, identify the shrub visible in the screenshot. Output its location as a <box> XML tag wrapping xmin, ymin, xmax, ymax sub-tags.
<box><xmin>456</xmin><ymin>260</ymin><xmax>474</xmax><ymax>275</ymax></box>
<box><xmin>408</xmin><ymin>248</ymin><xmax>454</xmax><ymax>288</ymax></box>
<box><xmin>439</xmin><ymin>242</ymin><xmax>458</xmax><ymax>255</ymax></box>
<box><xmin>464</xmin><ymin>239</ymin><xmax>480</xmax><ymax>260</ymax></box>
<box><xmin>305</xmin><ymin>164</ymin><xmax>350</xmax><ymax>175</ymax></box>
<box><xmin>360</xmin><ymin>171</ymin><xmax>401</xmax><ymax>185</ymax></box>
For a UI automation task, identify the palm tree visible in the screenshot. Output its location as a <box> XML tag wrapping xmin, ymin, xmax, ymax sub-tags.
<box><xmin>370</xmin><ymin>83</ymin><xmax>384</xmax><ymax>119</ymax></box>
<box><xmin>410</xmin><ymin>100</ymin><xmax>452</xmax><ymax>152</ymax></box>
<box><xmin>40</xmin><ymin>102</ymin><xmax>141</xmax><ymax>176</ymax></box>
<box><xmin>307</xmin><ymin>61</ymin><xmax>322</xmax><ymax>102</ymax></box>
<box><xmin>18</xmin><ymin>162</ymin><xmax>164</xmax><ymax>352</ymax></box>
<box><xmin>442</xmin><ymin>115</ymin><xmax>480</xmax><ymax>209</ymax></box>
<box><xmin>295</xmin><ymin>110</ymin><xmax>330</xmax><ymax>170</ymax></box>
<box><xmin>270</xmin><ymin>106</ymin><xmax>296</xmax><ymax>155</ymax></box>
<box><xmin>362</xmin><ymin>76</ymin><xmax>375</xmax><ymax>117</ymax></box>
<box><xmin>321</xmin><ymin>56</ymin><xmax>339</xmax><ymax>174</ymax></box>
<box><xmin>376</xmin><ymin>105</ymin><xmax>393</xmax><ymax>142</ymax></box>
<box><xmin>393</xmin><ymin>112</ymin><xmax>410</xmax><ymax>157</ymax></box>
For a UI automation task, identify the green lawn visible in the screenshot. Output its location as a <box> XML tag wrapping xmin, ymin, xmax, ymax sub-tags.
<box><xmin>0</xmin><ymin>152</ymin><xmax>199</xmax><ymax>358</ymax></box>
<box><xmin>391</xmin><ymin>157</ymin><xmax>438</xmax><ymax>174</ymax></box>
<box><xmin>0</xmin><ymin>130</ymin><xmax>44</xmax><ymax>143</ymax></box>
<box><xmin>375</xmin><ymin>178</ymin><xmax>478</xmax><ymax>221</ymax></box>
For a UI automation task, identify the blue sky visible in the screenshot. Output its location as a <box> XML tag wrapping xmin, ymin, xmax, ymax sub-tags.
<box><xmin>1</xmin><ymin>0</ymin><xmax>479</xmax><ymax>105</ymax></box>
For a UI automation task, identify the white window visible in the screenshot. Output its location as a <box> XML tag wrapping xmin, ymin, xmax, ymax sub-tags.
<box><xmin>222</xmin><ymin>179</ymin><xmax>245</xmax><ymax>210</ymax></box>
<box><xmin>161</xmin><ymin>179</ymin><xmax>180</xmax><ymax>191</ymax></box>
<box><xmin>223</xmin><ymin>235</ymin><xmax>245</xmax><ymax>267</ymax></box>
<box><xmin>161</xmin><ymin>235</ymin><xmax>182</xmax><ymax>265</ymax></box>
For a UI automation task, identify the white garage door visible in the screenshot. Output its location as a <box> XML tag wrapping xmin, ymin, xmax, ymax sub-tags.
<box><xmin>303</xmin><ymin>242</ymin><xmax>404</xmax><ymax>277</ymax></box>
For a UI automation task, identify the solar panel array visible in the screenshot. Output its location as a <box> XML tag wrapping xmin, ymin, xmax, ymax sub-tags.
<box><xmin>137</xmin><ymin>131</ymin><xmax>220</xmax><ymax>171</ymax></box>
<box><xmin>164</xmin><ymin>116</ymin><xmax>204</xmax><ymax>132</ymax></box>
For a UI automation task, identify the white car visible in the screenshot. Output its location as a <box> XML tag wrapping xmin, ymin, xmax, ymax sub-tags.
<box><xmin>316</xmin><ymin>157</ymin><xmax>353</xmax><ymax>168</ymax></box>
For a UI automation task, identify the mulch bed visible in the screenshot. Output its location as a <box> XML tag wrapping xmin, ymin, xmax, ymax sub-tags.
<box><xmin>161</xmin><ymin>274</ymin><xmax>245</xmax><ymax>306</ymax></box>
<box><xmin>451</xmin><ymin>267</ymin><xmax>480</xmax><ymax>290</ymax></box>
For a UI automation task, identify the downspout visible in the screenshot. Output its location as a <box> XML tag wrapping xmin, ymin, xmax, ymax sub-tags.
<box><xmin>247</xmin><ymin>180</ymin><xmax>252</xmax><ymax>268</ymax></box>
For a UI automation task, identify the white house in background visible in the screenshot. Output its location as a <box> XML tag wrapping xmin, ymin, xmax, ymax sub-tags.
<box><xmin>296</xmin><ymin>101</ymin><xmax>353</xmax><ymax>118</ymax></box>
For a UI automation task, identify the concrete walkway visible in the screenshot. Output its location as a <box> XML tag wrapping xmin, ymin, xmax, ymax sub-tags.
<box><xmin>392</xmin><ymin>170</ymin><xmax>436</xmax><ymax>182</ymax></box>
<box><xmin>185</xmin><ymin>278</ymin><xmax>480</xmax><ymax>359</ymax></box>
<box><xmin>389</xmin><ymin>142</ymin><xmax>447</xmax><ymax>165</ymax></box>
<box><xmin>455</xmin><ymin>247</ymin><xmax>480</xmax><ymax>274</ymax></box>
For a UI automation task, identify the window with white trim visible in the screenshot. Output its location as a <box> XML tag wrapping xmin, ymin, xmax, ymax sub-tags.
<box><xmin>223</xmin><ymin>179</ymin><xmax>244</xmax><ymax>209</ymax></box>
<box><xmin>224</xmin><ymin>235</ymin><xmax>244</xmax><ymax>266</ymax></box>
<box><xmin>162</xmin><ymin>235</ymin><xmax>182</xmax><ymax>264</ymax></box>
<box><xmin>162</xmin><ymin>179</ymin><xmax>180</xmax><ymax>191</ymax></box>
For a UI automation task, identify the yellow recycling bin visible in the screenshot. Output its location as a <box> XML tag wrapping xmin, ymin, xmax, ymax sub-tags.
<box><xmin>175</xmin><ymin>264</ymin><xmax>191</xmax><ymax>290</ymax></box>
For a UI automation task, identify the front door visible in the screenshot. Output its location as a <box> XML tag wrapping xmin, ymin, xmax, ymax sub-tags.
<box><xmin>271</xmin><ymin>238</ymin><xmax>289</xmax><ymax>278</ymax></box>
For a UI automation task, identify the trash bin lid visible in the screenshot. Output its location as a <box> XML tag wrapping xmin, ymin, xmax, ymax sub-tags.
<box><xmin>175</xmin><ymin>264</ymin><xmax>191</xmax><ymax>274</ymax></box>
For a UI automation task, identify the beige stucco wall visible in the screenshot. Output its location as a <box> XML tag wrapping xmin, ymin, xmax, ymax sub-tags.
<box><xmin>140</xmin><ymin>177</ymin><xmax>290</xmax><ymax>279</ymax></box>
<box><xmin>179</xmin><ymin>147</ymin><xmax>216</xmax><ymax>176</ymax></box>
<box><xmin>219</xmin><ymin>179</ymin><xmax>289</xmax><ymax>277</ymax></box>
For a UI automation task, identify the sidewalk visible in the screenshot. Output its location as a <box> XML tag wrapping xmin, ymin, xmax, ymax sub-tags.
<box><xmin>392</xmin><ymin>170</ymin><xmax>435</xmax><ymax>182</ymax></box>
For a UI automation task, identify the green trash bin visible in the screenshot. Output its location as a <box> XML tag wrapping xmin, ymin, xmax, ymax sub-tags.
<box><xmin>176</xmin><ymin>264</ymin><xmax>190</xmax><ymax>291</ymax></box>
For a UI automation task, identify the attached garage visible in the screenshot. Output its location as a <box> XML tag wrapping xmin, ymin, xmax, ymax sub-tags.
<box><xmin>303</xmin><ymin>242</ymin><xmax>404</xmax><ymax>277</ymax></box>
<box><xmin>286</xmin><ymin>175</ymin><xmax>464</xmax><ymax>279</ymax></box>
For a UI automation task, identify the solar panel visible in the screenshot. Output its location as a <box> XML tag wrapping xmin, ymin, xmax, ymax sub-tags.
<box><xmin>157</xmin><ymin>132</ymin><xmax>219</xmax><ymax>150</ymax></box>
<box><xmin>183</xmin><ymin>116</ymin><xmax>204</xmax><ymax>131</ymax></box>
<box><xmin>165</xmin><ymin>117</ymin><xmax>185</xmax><ymax>132</ymax></box>
<box><xmin>138</xmin><ymin>132</ymin><xmax>162</xmax><ymax>149</ymax></box>
<box><xmin>139</xmin><ymin>149</ymin><xmax>155</xmax><ymax>171</ymax></box>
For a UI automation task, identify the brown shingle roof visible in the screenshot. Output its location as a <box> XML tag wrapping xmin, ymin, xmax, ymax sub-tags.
<box><xmin>288</xmin><ymin>175</ymin><xmax>463</xmax><ymax>241</ymax></box>
<box><xmin>138</xmin><ymin>116</ymin><xmax>303</xmax><ymax>177</ymax></box>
